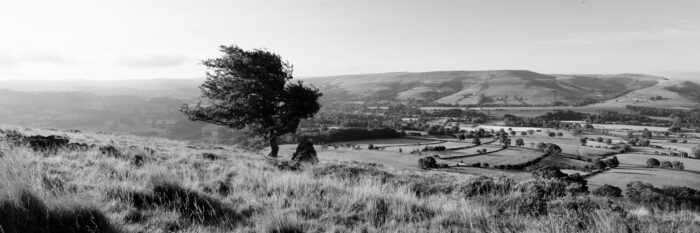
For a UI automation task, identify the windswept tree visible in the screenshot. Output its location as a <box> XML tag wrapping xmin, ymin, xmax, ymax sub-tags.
<box><xmin>181</xmin><ymin>45</ymin><xmax>322</xmax><ymax>157</ymax></box>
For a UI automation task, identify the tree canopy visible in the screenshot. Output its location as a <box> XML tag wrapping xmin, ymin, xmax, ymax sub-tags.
<box><xmin>182</xmin><ymin>45</ymin><xmax>322</xmax><ymax>157</ymax></box>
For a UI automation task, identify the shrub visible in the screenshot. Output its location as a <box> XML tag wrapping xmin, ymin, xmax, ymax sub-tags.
<box><xmin>521</xmin><ymin>131</ymin><xmax>527</xmax><ymax>136</ymax></box>
<box><xmin>418</xmin><ymin>157</ymin><xmax>437</xmax><ymax>169</ymax></box>
<box><xmin>659</xmin><ymin>160</ymin><xmax>672</xmax><ymax>169</ymax></box>
<box><xmin>544</xmin><ymin>143</ymin><xmax>562</xmax><ymax>155</ymax></box>
<box><xmin>536</xmin><ymin>142</ymin><xmax>547</xmax><ymax>151</ymax></box>
<box><xmin>594</xmin><ymin>160</ymin><xmax>607</xmax><ymax>170</ymax></box>
<box><xmin>672</xmin><ymin>161</ymin><xmax>684</xmax><ymax>170</ymax></box>
<box><xmin>625</xmin><ymin>181</ymin><xmax>700</xmax><ymax>211</ymax></box>
<box><xmin>456</xmin><ymin>176</ymin><xmax>514</xmax><ymax>197</ymax></box>
<box><xmin>646</xmin><ymin>158</ymin><xmax>660</xmax><ymax>167</ymax></box>
<box><xmin>548</xmin><ymin>132</ymin><xmax>556</xmax><ymax>137</ymax></box>
<box><xmin>482</xmin><ymin>163</ymin><xmax>490</xmax><ymax>168</ymax></box>
<box><xmin>556</xmin><ymin>132</ymin><xmax>563</xmax><ymax>137</ymax></box>
<box><xmin>532</xmin><ymin>166</ymin><xmax>567</xmax><ymax>180</ymax></box>
<box><xmin>638</xmin><ymin>139</ymin><xmax>650</xmax><ymax>147</ymax></box>
<box><xmin>592</xmin><ymin>184</ymin><xmax>622</xmax><ymax>197</ymax></box>
<box><xmin>604</xmin><ymin>156</ymin><xmax>619</xmax><ymax>168</ymax></box>
<box><xmin>693</xmin><ymin>146</ymin><xmax>700</xmax><ymax>158</ymax></box>
<box><xmin>670</xmin><ymin>139</ymin><xmax>678</xmax><ymax>143</ymax></box>
<box><xmin>596</xmin><ymin>137</ymin><xmax>603</xmax><ymax>142</ymax></box>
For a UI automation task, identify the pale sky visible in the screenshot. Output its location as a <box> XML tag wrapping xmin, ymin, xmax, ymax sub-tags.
<box><xmin>1</xmin><ymin>0</ymin><xmax>700</xmax><ymax>80</ymax></box>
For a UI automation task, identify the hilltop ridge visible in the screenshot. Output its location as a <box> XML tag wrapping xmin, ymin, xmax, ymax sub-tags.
<box><xmin>304</xmin><ymin>70</ymin><xmax>674</xmax><ymax>106</ymax></box>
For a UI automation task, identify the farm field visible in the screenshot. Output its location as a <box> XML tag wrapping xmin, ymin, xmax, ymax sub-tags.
<box><xmin>333</xmin><ymin>138</ymin><xmax>440</xmax><ymax>147</ymax></box>
<box><xmin>442</xmin><ymin>147</ymin><xmax>543</xmax><ymax>166</ymax></box>
<box><xmin>444</xmin><ymin>167</ymin><xmax>532</xmax><ymax>180</ymax></box>
<box><xmin>538</xmin><ymin>156</ymin><xmax>591</xmax><ymax>169</ymax></box>
<box><xmin>446</xmin><ymin>145</ymin><xmax>504</xmax><ymax>155</ymax></box>
<box><xmin>587</xmin><ymin>165</ymin><xmax>700</xmax><ymax>190</ymax></box>
<box><xmin>590</xmin><ymin>124</ymin><xmax>669</xmax><ymax>132</ymax></box>
<box><xmin>614</xmin><ymin>153</ymin><xmax>700</xmax><ymax>173</ymax></box>
<box><xmin>586</xmin><ymin>152</ymin><xmax>700</xmax><ymax>191</ymax></box>
<box><xmin>277</xmin><ymin>144</ymin><xmax>424</xmax><ymax>169</ymax></box>
<box><xmin>512</xmin><ymin>136</ymin><xmax>616</xmax><ymax>158</ymax></box>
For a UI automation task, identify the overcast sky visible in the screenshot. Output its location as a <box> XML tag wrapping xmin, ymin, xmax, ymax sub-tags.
<box><xmin>1</xmin><ymin>0</ymin><xmax>699</xmax><ymax>80</ymax></box>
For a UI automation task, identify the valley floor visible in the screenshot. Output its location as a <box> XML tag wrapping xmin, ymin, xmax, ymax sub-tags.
<box><xmin>1</xmin><ymin>126</ymin><xmax>699</xmax><ymax>233</ymax></box>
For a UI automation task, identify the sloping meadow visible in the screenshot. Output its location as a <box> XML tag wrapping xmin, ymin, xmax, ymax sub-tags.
<box><xmin>0</xmin><ymin>126</ymin><xmax>699</xmax><ymax>233</ymax></box>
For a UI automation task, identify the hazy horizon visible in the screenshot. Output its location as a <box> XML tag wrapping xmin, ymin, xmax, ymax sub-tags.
<box><xmin>2</xmin><ymin>0</ymin><xmax>700</xmax><ymax>81</ymax></box>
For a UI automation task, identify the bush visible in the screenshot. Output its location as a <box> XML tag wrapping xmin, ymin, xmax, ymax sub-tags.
<box><xmin>418</xmin><ymin>157</ymin><xmax>437</xmax><ymax>169</ymax></box>
<box><xmin>659</xmin><ymin>160</ymin><xmax>672</xmax><ymax>169</ymax></box>
<box><xmin>548</xmin><ymin>132</ymin><xmax>556</xmax><ymax>137</ymax></box>
<box><xmin>672</xmin><ymin>161</ymin><xmax>684</xmax><ymax>170</ymax></box>
<box><xmin>482</xmin><ymin>163</ymin><xmax>490</xmax><ymax>168</ymax></box>
<box><xmin>605</xmin><ymin>156</ymin><xmax>619</xmax><ymax>168</ymax></box>
<box><xmin>544</xmin><ymin>143</ymin><xmax>562</xmax><ymax>155</ymax></box>
<box><xmin>532</xmin><ymin>166</ymin><xmax>567</xmax><ymax>180</ymax></box>
<box><xmin>625</xmin><ymin>181</ymin><xmax>700</xmax><ymax>211</ymax></box>
<box><xmin>556</xmin><ymin>132</ymin><xmax>563</xmax><ymax>137</ymax></box>
<box><xmin>594</xmin><ymin>160</ymin><xmax>607</xmax><ymax>170</ymax></box>
<box><xmin>592</xmin><ymin>184</ymin><xmax>622</xmax><ymax>197</ymax></box>
<box><xmin>646</xmin><ymin>158</ymin><xmax>660</xmax><ymax>167</ymax></box>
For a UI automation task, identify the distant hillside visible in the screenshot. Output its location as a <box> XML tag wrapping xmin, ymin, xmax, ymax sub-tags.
<box><xmin>304</xmin><ymin>70</ymin><xmax>666</xmax><ymax>106</ymax></box>
<box><xmin>586</xmin><ymin>80</ymin><xmax>700</xmax><ymax>110</ymax></box>
<box><xmin>0</xmin><ymin>78</ymin><xmax>202</xmax><ymax>98</ymax></box>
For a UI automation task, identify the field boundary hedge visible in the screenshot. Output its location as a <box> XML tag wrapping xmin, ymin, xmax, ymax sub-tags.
<box><xmin>438</xmin><ymin>146</ymin><xmax>507</xmax><ymax>159</ymax></box>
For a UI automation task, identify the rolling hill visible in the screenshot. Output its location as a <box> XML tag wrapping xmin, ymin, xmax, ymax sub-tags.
<box><xmin>586</xmin><ymin>80</ymin><xmax>700</xmax><ymax>110</ymax></box>
<box><xmin>303</xmin><ymin>70</ymin><xmax>669</xmax><ymax>106</ymax></box>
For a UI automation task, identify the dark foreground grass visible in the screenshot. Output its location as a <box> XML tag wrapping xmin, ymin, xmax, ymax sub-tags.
<box><xmin>0</xmin><ymin>186</ymin><xmax>117</xmax><ymax>233</ymax></box>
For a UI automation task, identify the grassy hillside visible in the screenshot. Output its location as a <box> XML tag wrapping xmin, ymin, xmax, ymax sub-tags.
<box><xmin>586</xmin><ymin>80</ymin><xmax>700</xmax><ymax>110</ymax></box>
<box><xmin>304</xmin><ymin>71</ymin><xmax>664</xmax><ymax>106</ymax></box>
<box><xmin>1</xmin><ymin>126</ymin><xmax>699</xmax><ymax>232</ymax></box>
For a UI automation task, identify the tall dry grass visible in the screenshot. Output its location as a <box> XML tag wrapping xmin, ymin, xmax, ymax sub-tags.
<box><xmin>0</xmin><ymin>125</ymin><xmax>699</xmax><ymax>233</ymax></box>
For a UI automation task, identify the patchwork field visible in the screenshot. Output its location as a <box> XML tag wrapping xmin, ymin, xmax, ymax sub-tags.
<box><xmin>586</xmin><ymin>153</ymin><xmax>700</xmax><ymax>191</ymax></box>
<box><xmin>539</xmin><ymin>156</ymin><xmax>592</xmax><ymax>169</ymax></box>
<box><xmin>333</xmin><ymin>138</ymin><xmax>440</xmax><ymax>147</ymax></box>
<box><xmin>443</xmin><ymin>147</ymin><xmax>544</xmax><ymax>166</ymax></box>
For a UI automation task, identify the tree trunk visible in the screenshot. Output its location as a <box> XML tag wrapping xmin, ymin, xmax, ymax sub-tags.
<box><xmin>267</xmin><ymin>132</ymin><xmax>279</xmax><ymax>157</ymax></box>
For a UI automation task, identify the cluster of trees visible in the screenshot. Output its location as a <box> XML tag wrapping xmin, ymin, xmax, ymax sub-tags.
<box><xmin>594</xmin><ymin>156</ymin><xmax>620</xmax><ymax>170</ymax></box>
<box><xmin>303</xmin><ymin>128</ymin><xmax>400</xmax><ymax>143</ymax></box>
<box><xmin>422</xmin><ymin>145</ymin><xmax>446</xmax><ymax>151</ymax></box>
<box><xmin>646</xmin><ymin>158</ymin><xmax>685</xmax><ymax>170</ymax></box>
<box><xmin>627</xmin><ymin>137</ymin><xmax>651</xmax><ymax>147</ymax></box>
<box><xmin>627</xmin><ymin>105</ymin><xmax>700</xmax><ymax>128</ymax></box>
<box><xmin>420</xmin><ymin>109</ymin><xmax>491</xmax><ymax>123</ymax></box>
<box><xmin>299</xmin><ymin>112</ymin><xmax>392</xmax><ymax>129</ymax></box>
<box><xmin>535</xmin><ymin>142</ymin><xmax>562</xmax><ymax>155</ymax></box>
<box><xmin>417</xmin><ymin>156</ymin><xmax>448</xmax><ymax>169</ymax></box>
<box><xmin>504</xmin><ymin>110</ymin><xmax>675</xmax><ymax>130</ymax></box>
<box><xmin>538</xmin><ymin>110</ymin><xmax>587</xmax><ymax>121</ymax></box>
